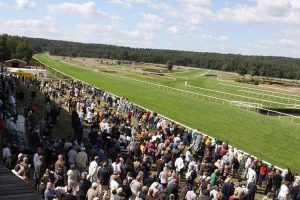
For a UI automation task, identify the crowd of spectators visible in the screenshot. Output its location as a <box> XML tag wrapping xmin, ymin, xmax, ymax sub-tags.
<box><xmin>0</xmin><ymin>73</ymin><xmax>300</xmax><ymax>200</ymax></box>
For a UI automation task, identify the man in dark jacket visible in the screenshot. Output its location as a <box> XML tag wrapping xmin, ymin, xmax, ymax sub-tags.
<box><xmin>78</xmin><ymin>172</ymin><xmax>91</xmax><ymax>200</ymax></box>
<box><xmin>264</xmin><ymin>173</ymin><xmax>273</xmax><ymax>195</ymax></box>
<box><xmin>291</xmin><ymin>179</ymin><xmax>300</xmax><ymax>200</ymax></box>
<box><xmin>222</xmin><ymin>177</ymin><xmax>234</xmax><ymax>200</ymax></box>
<box><xmin>98</xmin><ymin>162</ymin><xmax>111</xmax><ymax>199</ymax></box>
<box><xmin>247</xmin><ymin>179</ymin><xmax>257</xmax><ymax>200</ymax></box>
<box><xmin>273</xmin><ymin>170</ymin><xmax>282</xmax><ymax>197</ymax></box>
<box><xmin>168</xmin><ymin>179</ymin><xmax>179</xmax><ymax>200</ymax></box>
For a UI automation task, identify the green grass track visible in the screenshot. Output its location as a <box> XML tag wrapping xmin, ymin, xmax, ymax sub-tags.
<box><xmin>35</xmin><ymin>53</ymin><xmax>300</xmax><ymax>172</ymax></box>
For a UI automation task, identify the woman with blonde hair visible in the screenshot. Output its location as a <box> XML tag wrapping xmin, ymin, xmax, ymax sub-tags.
<box><xmin>159</xmin><ymin>167</ymin><xmax>170</xmax><ymax>188</ymax></box>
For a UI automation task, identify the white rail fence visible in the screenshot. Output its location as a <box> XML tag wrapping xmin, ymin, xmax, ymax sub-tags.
<box><xmin>238</xmin><ymin>89</ymin><xmax>300</xmax><ymax>105</ymax></box>
<box><xmin>218</xmin><ymin>79</ymin><xmax>300</xmax><ymax>99</ymax></box>
<box><xmin>186</xmin><ymin>84</ymin><xmax>300</xmax><ymax>107</ymax></box>
<box><xmin>141</xmin><ymin>72</ymin><xmax>176</xmax><ymax>80</ymax></box>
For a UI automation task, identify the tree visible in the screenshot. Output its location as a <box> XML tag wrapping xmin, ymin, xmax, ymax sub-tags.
<box><xmin>0</xmin><ymin>34</ymin><xmax>32</xmax><ymax>62</ymax></box>
<box><xmin>15</xmin><ymin>41</ymin><xmax>32</xmax><ymax>62</ymax></box>
<box><xmin>237</xmin><ymin>65</ymin><xmax>247</xmax><ymax>77</ymax></box>
<box><xmin>0</xmin><ymin>35</ymin><xmax>9</xmax><ymax>61</ymax></box>
<box><xmin>167</xmin><ymin>60</ymin><xmax>173</xmax><ymax>70</ymax></box>
<box><xmin>71</xmin><ymin>52</ymin><xmax>77</xmax><ymax>58</ymax></box>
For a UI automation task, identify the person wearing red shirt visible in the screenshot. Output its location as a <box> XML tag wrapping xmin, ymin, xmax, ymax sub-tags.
<box><xmin>258</xmin><ymin>164</ymin><xmax>268</xmax><ymax>187</ymax></box>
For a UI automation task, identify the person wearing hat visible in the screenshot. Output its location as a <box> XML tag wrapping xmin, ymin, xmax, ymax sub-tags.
<box><xmin>86</xmin><ymin>182</ymin><xmax>99</xmax><ymax>200</ymax></box>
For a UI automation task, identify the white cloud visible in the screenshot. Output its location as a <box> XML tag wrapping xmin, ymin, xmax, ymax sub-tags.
<box><xmin>77</xmin><ymin>24</ymin><xmax>140</xmax><ymax>39</ymax></box>
<box><xmin>77</xmin><ymin>13</ymin><xmax>165</xmax><ymax>45</ymax></box>
<box><xmin>0</xmin><ymin>17</ymin><xmax>63</xmax><ymax>39</ymax></box>
<box><xmin>198</xmin><ymin>33</ymin><xmax>229</xmax><ymax>42</ymax></box>
<box><xmin>255</xmin><ymin>38</ymin><xmax>299</xmax><ymax>49</ymax></box>
<box><xmin>16</xmin><ymin>0</ymin><xmax>36</xmax><ymax>10</ymax></box>
<box><xmin>108</xmin><ymin>0</ymin><xmax>152</xmax><ymax>7</ymax></box>
<box><xmin>279</xmin><ymin>39</ymin><xmax>297</xmax><ymax>46</ymax></box>
<box><xmin>217</xmin><ymin>0</ymin><xmax>300</xmax><ymax>24</ymax></box>
<box><xmin>168</xmin><ymin>25</ymin><xmax>180</xmax><ymax>35</ymax></box>
<box><xmin>179</xmin><ymin>0</ymin><xmax>211</xmax><ymax>6</ymax></box>
<box><xmin>48</xmin><ymin>2</ymin><xmax>106</xmax><ymax>18</ymax></box>
<box><xmin>137</xmin><ymin>13</ymin><xmax>165</xmax><ymax>31</ymax></box>
<box><xmin>256</xmin><ymin>0</ymin><xmax>291</xmax><ymax>17</ymax></box>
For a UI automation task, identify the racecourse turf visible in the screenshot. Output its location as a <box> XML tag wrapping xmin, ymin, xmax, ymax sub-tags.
<box><xmin>35</xmin><ymin>53</ymin><xmax>300</xmax><ymax>172</ymax></box>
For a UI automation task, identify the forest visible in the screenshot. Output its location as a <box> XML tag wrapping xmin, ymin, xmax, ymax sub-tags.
<box><xmin>0</xmin><ymin>34</ymin><xmax>32</xmax><ymax>63</ymax></box>
<box><xmin>2</xmin><ymin>34</ymin><xmax>300</xmax><ymax>79</ymax></box>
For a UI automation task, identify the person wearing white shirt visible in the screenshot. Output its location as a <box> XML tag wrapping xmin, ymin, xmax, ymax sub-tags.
<box><xmin>174</xmin><ymin>154</ymin><xmax>185</xmax><ymax>182</ymax></box>
<box><xmin>76</xmin><ymin>101</ymin><xmax>80</xmax><ymax>111</ymax></box>
<box><xmin>247</xmin><ymin>166</ymin><xmax>257</xmax><ymax>185</ymax></box>
<box><xmin>86</xmin><ymin>108</ymin><xmax>93</xmax><ymax>123</ymax></box>
<box><xmin>112</xmin><ymin>159</ymin><xmax>122</xmax><ymax>173</ymax></box>
<box><xmin>188</xmin><ymin>160</ymin><xmax>199</xmax><ymax>173</ymax></box>
<box><xmin>244</xmin><ymin>156</ymin><xmax>252</xmax><ymax>178</ymax></box>
<box><xmin>33</xmin><ymin>147</ymin><xmax>42</xmax><ymax>163</ymax></box>
<box><xmin>88</xmin><ymin>156</ymin><xmax>99</xmax><ymax>182</ymax></box>
<box><xmin>110</xmin><ymin>176</ymin><xmax>120</xmax><ymax>193</ymax></box>
<box><xmin>185</xmin><ymin>150</ymin><xmax>192</xmax><ymax>163</ymax></box>
<box><xmin>2</xmin><ymin>144</ymin><xmax>12</xmax><ymax>167</ymax></box>
<box><xmin>278</xmin><ymin>181</ymin><xmax>289</xmax><ymax>200</ymax></box>
<box><xmin>185</xmin><ymin>188</ymin><xmax>197</xmax><ymax>200</ymax></box>
<box><xmin>90</xmin><ymin>102</ymin><xmax>95</xmax><ymax>110</ymax></box>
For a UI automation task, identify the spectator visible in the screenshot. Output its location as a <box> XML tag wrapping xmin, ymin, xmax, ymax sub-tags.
<box><xmin>44</xmin><ymin>182</ymin><xmax>56</xmax><ymax>200</ymax></box>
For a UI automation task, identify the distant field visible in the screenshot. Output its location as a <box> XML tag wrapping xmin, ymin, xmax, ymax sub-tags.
<box><xmin>35</xmin><ymin>53</ymin><xmax>300</xmax><ymax>172</ymax></box>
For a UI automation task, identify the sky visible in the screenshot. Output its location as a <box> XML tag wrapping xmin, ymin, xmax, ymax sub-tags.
<box><xmin>0</xmin><ymin>0</ymin><xmax>300</xmax><ymax>58</ymax></box>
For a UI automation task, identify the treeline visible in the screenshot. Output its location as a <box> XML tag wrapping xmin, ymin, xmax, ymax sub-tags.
<box><xmin>0</xmin><ymin>34</ymin><xmax>32</xmax><ymax>62</ymax></box>
<box><xmin>23</xmin><ymin>36</ymin><xmax>300</xmax><ymax>79</ymax></box>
